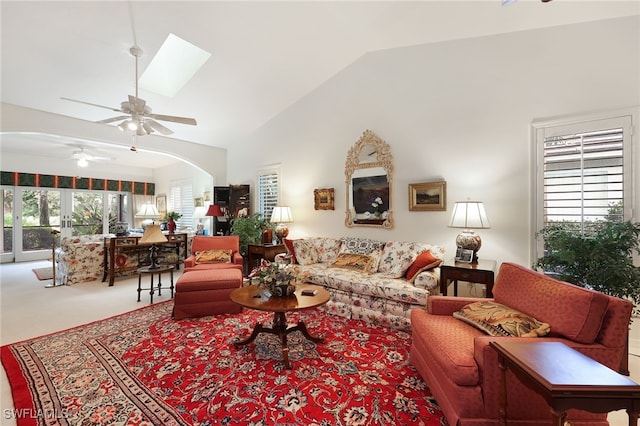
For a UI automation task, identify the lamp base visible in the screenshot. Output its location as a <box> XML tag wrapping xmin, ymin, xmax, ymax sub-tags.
<box><xmin>275</xmin><ymin>224</ymin><xmax>289</xmax><ymax>244</ymax></box>
<box><xmin>455</xmin><ymin>231</ymin><xmax>482</xmax><ymax>263</ymax></box>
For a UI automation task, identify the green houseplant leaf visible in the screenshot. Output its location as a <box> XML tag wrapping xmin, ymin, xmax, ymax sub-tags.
<box><xmin>534</xmin><ymin>221</ymin><xmax>640</xmax><ymax>311</ymax></box>
<box><xmin>230</xmin><ymin>213</ymin><xmax>268</xmax><ymax>256</ymax></box>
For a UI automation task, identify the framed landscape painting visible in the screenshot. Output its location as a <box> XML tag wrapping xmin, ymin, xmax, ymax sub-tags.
<box><xmin>408</xmin><ymin>181</ymin><xmax>446</xmax><ymax>211</ymax></box>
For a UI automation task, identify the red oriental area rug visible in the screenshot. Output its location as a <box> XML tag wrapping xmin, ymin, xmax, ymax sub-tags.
<box><xmin>1</xmin><ymin>302</ymin><xmax>446</xmax><ymax>425</ymax></box>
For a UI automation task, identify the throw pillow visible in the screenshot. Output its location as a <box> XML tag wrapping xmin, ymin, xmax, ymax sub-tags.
<box><xmin>195</xmin><ymin>249</ymin><xmax>232</xmax><ymax>264</ymax></box>
<box><xmin>283</xmin><ymin>238</ymin><xmax>298</xmax><ymax>264</ymax></box>
<box><xmin>292</xmin><ymin>239</ymin><xmax>319</xmax><ymax>265</ymax></box>
<box><xmin>405</xmin><ymin>250</ymin><xmax>442</xmax><ymax>283</ymax></box>
<box><xmin>329</xmin><ymin>253</ymin><xmax>375</xmax><ymax>273</ymax></box>
<box><xmin>307</xmin><ymin>237</ymin><xmax>342</xmax><ymax>263</ymax></box>
<box><xmin>339</xmin><ymin>237</ymin><xmax>385</xmax><ymax>255</ymax></box>
<box><xmin>453</xmin><ymin>301</ymin><xmax>551</xmax><ymax>338</ymax></box>
<box><xmin>378</xmin><ymin>241</ymin><xmax>425</xmax><ymax>278</ymax></box>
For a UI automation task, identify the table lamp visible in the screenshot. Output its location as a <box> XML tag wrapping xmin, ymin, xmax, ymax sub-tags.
<box><xmin>448</xmin><ymin>201</ymin><xmax>490</xmax><ymax>263</ymax></box>
<box><xmin>139</xmin><ymin>224</ymin><xmax>168</xmax><ymax>269</ymax></box>
<box><xmin>135</xmin><ymin>203</ymin><xmax>161</xmax><ymax>230</ymax></box>
<box><xmin>206</xmin><ymin>204</ymin><xmax>223</xmax><ymax>235</ymax></box>
<box><xmin>270</xmin><ymin>206</ymin><xmax>293</xmax><ymax>243</ymax></box>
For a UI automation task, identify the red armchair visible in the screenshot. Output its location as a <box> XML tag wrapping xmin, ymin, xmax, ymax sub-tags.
<box><xmin>410</xmin><ymin>262</ymin><xmax>632</xmax><ymax>426</ymax></box>
<box><xmin>183</xmin><ymin>235</ymin><xmax>243</xmax><ymax>273</ymax></box>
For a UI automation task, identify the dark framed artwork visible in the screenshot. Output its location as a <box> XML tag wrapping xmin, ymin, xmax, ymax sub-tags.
<box><xmin>314</xmin><ymin>188</ymin><xmax>335</xmax><ymax>210</ymax></box>
<box><xmin>408</xmin><ymin>181</ymin><xmax>446</xmax><ymax>211</ymax></box>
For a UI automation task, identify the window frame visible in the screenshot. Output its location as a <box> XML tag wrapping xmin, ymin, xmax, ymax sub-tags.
<box><xmin>531</xmin><ymin>109</ymin><xmax>635</xmax><ymax>262</ymax></box>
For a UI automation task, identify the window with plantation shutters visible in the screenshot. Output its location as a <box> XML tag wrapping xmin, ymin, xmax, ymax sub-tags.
<box><xmin>169</xmin><ymin>180</ymin><xmax>193</xmax><ymax>229</ymax></box>
<box><xmin>258</xmin><ymin>167</ymin><xmax>280</xmax><ymax>222</ymax></box>
<box><xmin>533</xmin><ymin>113</ymin><xmax>633</xmax><ymax>257</ymax></box>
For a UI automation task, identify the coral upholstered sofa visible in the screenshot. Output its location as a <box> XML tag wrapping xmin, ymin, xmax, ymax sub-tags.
<box><xmin>183</xmin><ymin>235</ymin><xmax>243</xmax><ymax>273</ymax></box>
<box><xmin>410</xmin><ymin>262</ymin><xmax>632</xmax><ymax>426</ymax></box>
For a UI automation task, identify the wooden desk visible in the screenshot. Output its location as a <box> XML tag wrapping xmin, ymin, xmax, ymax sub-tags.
<box><xmin>490</xmin><ymin>340</ymin><xmax>640</xmax><ymax>426</ymax></box>
<box><xmin>440</xmin><ymin>258</ymin><xmax>496</xmax><ymax>297</ymax></box>
<box><xmin>247</xmin><ymin>243</ymin><xmax>286</xmax><ymax>270</ymax></box>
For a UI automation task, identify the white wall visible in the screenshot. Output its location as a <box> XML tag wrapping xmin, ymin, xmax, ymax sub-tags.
<box><xmin>227</xmin><ymin>16</ymin><xmax>640</xmax><ymax>267</ymax></box>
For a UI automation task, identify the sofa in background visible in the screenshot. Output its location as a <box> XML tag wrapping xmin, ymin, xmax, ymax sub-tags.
<box><xmin>183</xmin><ymin>235</ymin><xmax>244</xmax><ymax>273</ymax></box>
<box><xmin>410</xmin><ymin>262</ymin><xmax>633</xmax><ymax>426</ymax></box>
<box><xmin>282</xmin><ymin>237</ymin><xmax>445</xmax><ymax>330</ymax></box>
<box><xmin>55</xmin><ymin>234</ymin><xmax>112</xmax><ymax>285</ymax></box>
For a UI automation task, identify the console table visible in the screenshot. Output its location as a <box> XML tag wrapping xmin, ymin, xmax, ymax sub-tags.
<box><xmin>103</xmin><ymin>233</ymin><xmax>187</xmax><ymax>286</ymax></box>
<box><xmin>491</xmin><ymin>340</ymin><xmax>640</xmax><ymax>425</ymax></box>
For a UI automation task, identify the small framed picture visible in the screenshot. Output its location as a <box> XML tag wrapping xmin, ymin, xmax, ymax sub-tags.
<box><xmin>409</xmin><ymin>181</ymin><xmax>446</xmax><ymax>211</ymax></box>
<box><xmin>194</xmin><ymin>197</ymin><xmax>204</xmax><ymax>207</ymax></box>
<box><xmin>455</xmin><ymin>247</ymin><xmax>474</xmax><ymax>263</ymax></box>
<box><xmin>314</xmin><ymin>188</ymin><xmax>335</xmax><ymax>210</ymax></box>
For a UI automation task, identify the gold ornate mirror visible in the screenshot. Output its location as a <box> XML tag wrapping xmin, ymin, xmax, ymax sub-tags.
<box><xmin>345</xmin><ymin>129</ymin><xmax>394</xmax><ymax>229</ymax></box>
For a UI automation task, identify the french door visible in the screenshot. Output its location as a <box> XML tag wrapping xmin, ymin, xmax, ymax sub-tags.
<box><xmin>1</xmin><ymin>187</ymin><xmax>128</xmax><ymax>263</ymax></box>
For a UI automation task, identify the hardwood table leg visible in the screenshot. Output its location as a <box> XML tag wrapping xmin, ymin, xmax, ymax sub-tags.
<box><xmin>137</xmin><ymin>274</ymin><xmax>142</xmax><ymax>302</ymax></box>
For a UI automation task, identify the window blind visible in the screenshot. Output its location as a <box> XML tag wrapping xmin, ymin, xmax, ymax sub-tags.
<box><xmin>543</xmin><ymin>126</ymin><xmax>624</xmax><ymax>231</ymax></box>
<box><xmin>258</xmin><ymin>170</ymin><xmax>279</xmax><ymax>221</ymax></box>
<box><xmin>170</xmin><ymin>181</ymin><xmax>193</xmax><ymax>229</ymax></box>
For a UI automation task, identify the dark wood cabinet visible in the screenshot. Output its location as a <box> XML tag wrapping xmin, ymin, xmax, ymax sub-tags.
<box><xmin>213</xmin><ymin>185</ymin><xmax>250</xmax><ymax>235</ymax></box>
<box><xmin>247</xmin><ymin>244</ymin><xmax>286</xmax><ymax>271</ymax></box>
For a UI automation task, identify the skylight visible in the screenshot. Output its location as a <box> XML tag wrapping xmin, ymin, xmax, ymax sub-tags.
<box><xmin>139</xmin><ymin>33</ymin><xmax>211</xmax><ymax>98</ymax></box>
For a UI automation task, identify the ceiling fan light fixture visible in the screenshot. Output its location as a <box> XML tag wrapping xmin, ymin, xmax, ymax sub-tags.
<box><xmin>77</xmin><ymin>158</ymin><xmax>89</xmax><ymax>168</ymax></box>
<box><xmin>142</xmin><ymin>122</ymin><xmax>154</xmax><ymax>134</ymax></box>
<box><xmin>126</xmin><ymin>119</ymin><xmax>139</xmax><ymax>131</ymax></box>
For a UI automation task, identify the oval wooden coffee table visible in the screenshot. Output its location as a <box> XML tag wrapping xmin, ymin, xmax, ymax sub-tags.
<box><xmin>230</xmin><ymin>283</ymin><xmax>330</xmax><ymax>369</ymax></box>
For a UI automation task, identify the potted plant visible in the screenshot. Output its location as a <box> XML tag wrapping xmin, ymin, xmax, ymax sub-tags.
<box><xmin>230</xmin><ymin>212</ymin><xmax>268</xmax><ymax>256</ymax></box>
<box><xmin>164</xmin><ymin>212</ymin><xmax>183</xmax><ymax>233</ymax></box>
<box><xmin>533</xmin><ymin>220</ymin><xmax>640</xmax><ymax>310</ymax></box>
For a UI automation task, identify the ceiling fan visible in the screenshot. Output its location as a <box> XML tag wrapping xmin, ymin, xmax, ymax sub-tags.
<box><xmin>62</xmin><ymin>45</ymin><xmax>197</xmax><ymax>136</ymax></box>
<box><xmin>71</xmin><ymin>146</ymin><xmax>114</xmax><ymax>167</ymax></box>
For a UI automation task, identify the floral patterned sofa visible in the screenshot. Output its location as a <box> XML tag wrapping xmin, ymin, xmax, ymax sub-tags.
<box><xmin>281</xmin><ymin>237</ymin><xmax>445</xmax><ymax>330</ymax></box>
<box><xmin>55</xmin><ymin>234</ymin><xmax>112</xmax><ymax>285</ymax></box>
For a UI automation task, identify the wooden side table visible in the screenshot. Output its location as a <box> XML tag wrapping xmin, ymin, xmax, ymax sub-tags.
<box><xmin>136</xmin><ymin>265</ymin><xmax>174</xmax><ymax>303</ymax></box>
<box><xmin>440</xmin><ymin>258</ymin><xmax>496</xmax><ymax>297</ymax></box>
<box><xmin>491</xmin><ymin>340</ymin><xmax>640</xmax><ymax>426</ymax></box>
<box><xmin>247</xmin><ymin>243</ymin><xmax>286</xmax><ymax>270</ymax></box>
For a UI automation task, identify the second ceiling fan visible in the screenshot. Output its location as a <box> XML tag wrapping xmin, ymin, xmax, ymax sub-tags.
<box><xmin>62</xmin><ymin>45</ymin><xmax>197</xmax><ymax>136</ymax></box>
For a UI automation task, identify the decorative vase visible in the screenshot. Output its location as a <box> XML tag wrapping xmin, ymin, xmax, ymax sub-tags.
<box><xmin>167</xmin><ymin>218</ymin><xmax>176</xmax><ymax>233</ymax></box>
<box><xmin>271</xmin><ymin>282</ymin><xmax>296</xmax><ymax>297</ymax></box>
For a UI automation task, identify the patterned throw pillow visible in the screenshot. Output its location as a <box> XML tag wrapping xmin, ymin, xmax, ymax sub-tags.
<box><xmin>307</xmin><ymin>237</ymin><xmax>342</xmax><ymax>263</ymax></box>
<box><xmin>195</xmin><ymin>249</ymin><xmax>232</xmax><ymax>264</ymax></box>
<box><xmin>405</xmin><ymin>250</ymin><xmax>442</xmax><ymax>283</ymax></box>
<box><xmin>329</xmin><ymin>253</ymin><xmax>375</xmax><ymax>273</ymax></box>
<box><xmin>453</xmin><ymin>301</ymin><xmax>550</xmax><ymax>338</ymax></box>
<box><xmin>292</xmin><ymin>239</ymin><xmax>319</xmax><ymax>265</ymax></box>
<box><xmin>378</xmin><ymin>241</ymin><xmax>426</xmax><ymax>278</ymax></box>
<box><xmin>339</xmin><ymin>237</ymin><xmax>385</xmax><ymax>255</ymax></box>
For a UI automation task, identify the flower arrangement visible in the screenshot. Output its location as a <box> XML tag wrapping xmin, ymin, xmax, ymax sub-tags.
<box><xmin>248</xmin><ymin>259</ymin><xmax>308</xmax><ymax>296</ymax></box>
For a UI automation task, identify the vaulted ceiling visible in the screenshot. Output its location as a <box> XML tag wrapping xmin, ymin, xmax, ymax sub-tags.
<box><xmin>1</xmin><ymin>1</ymin><xmax>638</xmax><ymax>168</ymax></box>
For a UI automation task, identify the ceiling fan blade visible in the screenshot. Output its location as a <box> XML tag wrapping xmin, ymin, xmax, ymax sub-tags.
<box><xmin>61</xmin><ymin>97</ymin><xmax>123</xmax><ymax>113</ymax></box>
<box><xmin>96</xmin><ymin>115</ymin><xmax>130</xmax><ymax>124</ymax></box>
<box><xmin>148</xmin><ymin>113</ymin><xmax>197</xmax><ymax>126</ymax></box>
<box><xmin>146</xmin><ymin>119</ymin><xmax>174</xmax><ymax>135</ymax></box>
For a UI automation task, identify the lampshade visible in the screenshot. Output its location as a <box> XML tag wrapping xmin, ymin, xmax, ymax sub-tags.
<box><xmin>270</xmin><ymin>206</ymin><xmax>293</xmax><ymax>223</ymax></box>
<box><xmin>449</xmin><ymin>201</ymin><xmax>490</xmax><ymax>229</ymax></box>
<box><xmin>140</xmin><ymin>224</ymin><xmax>168</xmax><ymax>244</ymax></box>
<box><xmin>135</xmin><ymin>203</ymin><xmax>161</xmax><ymax>219</ymax></box>
<box><xmin>449</xmin><ymin>201</ymin><xmax>490</xmax><ymax>263</ymax></box>
<box><xmin>206</xmin><ymin>204</ymin><xmax>223</xmax><ymax>217</ymax></box>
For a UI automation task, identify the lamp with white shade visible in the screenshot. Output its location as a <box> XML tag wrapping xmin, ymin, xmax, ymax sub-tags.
<box><xmin>139</xmin><ymin>224</ymin><xmax>168</xmax><ymax>269</ymax></box>
<box><xmin>270</xmin><ymin>206</ymin><xmax>293</xmax><ymax>243</ymax></box>
<box><xmin>448</xmin><ymin>201</ymin><xmax>490</xmax><ymax>263</ymax></box>
<box><xmin>135</xmin><ymin>203</ymin><xmax>161</xmax><ymax>230</ymax></box>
